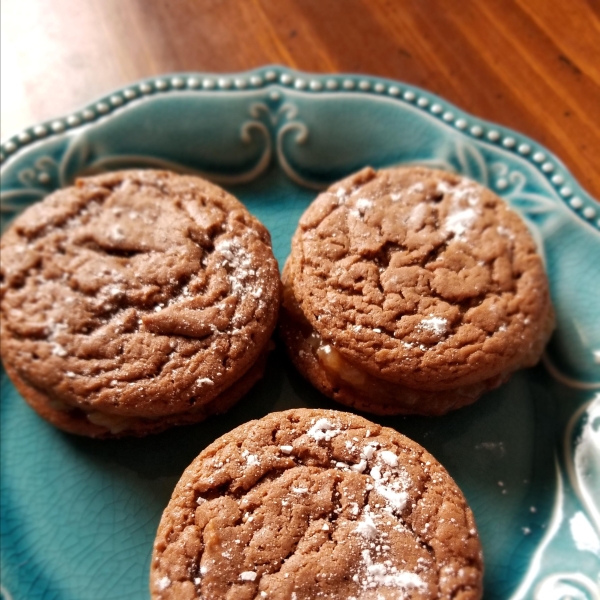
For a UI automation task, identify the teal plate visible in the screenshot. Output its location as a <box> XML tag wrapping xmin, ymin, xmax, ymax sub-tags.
<box><xmin>1</xmin><ymin>67</ymin><xmax>599</xmax><ymax>600</ymax></box>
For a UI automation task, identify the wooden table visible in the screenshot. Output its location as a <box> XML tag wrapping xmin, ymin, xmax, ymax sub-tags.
<box><xmin>2</xmin><ymin>0</ymin><xmax>599</xmax><ymax>200</ymax></box>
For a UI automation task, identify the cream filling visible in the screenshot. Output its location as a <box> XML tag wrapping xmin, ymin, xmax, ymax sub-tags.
<box><xmin>316</xmin><ymin>343</ymin><xmax>368</xmax><ymax>387</ymax></box>
<box><xmin>308</xmin><ymin>332</ymin><xmax>420</xmax><ymax>406</ymax></box>
<box><xmin>86</xmin><ymin>411</ymin><xmax>136</xmax><ymax>434</ymax></box>
<box><xmin>304</xmin><ymin>328</ymin><xmax>366</xmax><ymax>385</ymax></box>
<box><xmin>47</xmin><ymin>396</ymin><xmax>139</xmax><ymax>434</ymax></box>
<box><xmin>283</xmin><ymin>278</ymin><xmax>415</xmax><ymax>403</ymax></box>
<box><xmin>295</xmin><ymin>308</ymin><xmax>394</xmax><ymax>396</ymax></box>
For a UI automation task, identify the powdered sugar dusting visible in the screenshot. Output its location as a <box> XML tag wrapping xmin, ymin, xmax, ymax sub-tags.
<box><xmin>418</xmin><ymin>315</ymin><xmax>449</xmax><ymax>337</ymax></box>
<box><xmin>240</xmin><ymin>571</ymin><xmax>257</xmax><ymax>581</ymax></box>
<box><xmin>307</xmin><ymin>418</ymin><xmax>342</xmax><ymax>442</ymax></box>
<box><xmin>407</xmin><ymin>202</ymin><xmax>428</xmax><ymax>229</ymax></box>
<box><xmin>336</xmin><ymin>187</ymin><xmax>348</xmax><ymax>201</ymax></box>
<box><xmin>362</xmin><ymin>444</ymin><xmax>377</xmax><ymax>460</ymax></box>
<box><xmin>110</xmin><ymin>225</ymin><xmax>125</xmax><ymax>242</ymax></box>
<box><xmin>350</xmin><ymin>459</ymin><xmax>368</xmax><ymax>473</ymax></box>
<box><xmin>358</xmin><ymin>549</ymin><xmax>427</xmax><ymax>592</ymax></box>
<box><xmin>390</xmin><ymin>182</ymin><xmax>425</xmax><ymax>203</ymax></box>
<box><xmin>445</xmin><ymin>207</ymin><xmax>477</xmax><ymax>239</ymax></box>
<box><xmin>451</xmin><ymin>180</ymin><xmax>481</xmax><ymax>206</ymax></box>
<box><xmin>380</xmin><ymin>451</ymin><xmax>399</xmax><ymax>467</ymax></box>
<box><xmin>354</xmin><ymin>508</ymin><xmax>378</xmax><ymax>539</ymax></box>
<box><xmin>356</xmin><ymin>198</ymin><xmax>372</xmax><ymax>214</ymax></box>
<box><xmin>497</xmin><ymin>225</ymin><xmax>515</xmax><ymax>240</ymax></box>
<box><xmin>214</xmin><ymin>237</ymin><xmax>259</xmax><ymax>299</ymax></box>
<box><xmin>51</xmin><ymin>341</ymin><xmax>67</xmax><ymax>357</ymax></box>
<box><xmin>407</xmin><ymin>182</ymin><xmax>425</xmax><ymax>195</ymax></box>
<box><xmin>367</xmin><ymin>449</ymin><xmax>413</xmax><ymax>514</ymax></box>
<box><xmin>241</xmin><ymin>449</ymin><xmax>260</xmax><ymax>466</ymax></box>
<box><xmin>157</xmin><ymin>576</ymin><xmax>171</xmax><ymax>591</ymax></box>
<box><xmin>285</xmin><ymin>427</ymin><xmax>428</xmax><ymax>594</ymax></box>
<box><xmin>350</xmin><ymin>197</ymin><xmax>373</xmax><ymax>219</ymax></box>
<box><xmin>436</xmin><ymin>180</ymin><xmax>453</xmax><ymax>195</ymax></box>
<box><xmin>374</xmin><ymin>481</ymin><xmax>409</xmax><ymax>513</ymax></box>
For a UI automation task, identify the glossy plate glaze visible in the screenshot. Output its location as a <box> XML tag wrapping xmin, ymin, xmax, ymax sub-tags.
<box><xmin>1</xmin><ymin>67</ymin><xmax>599</xmax><ymax>600</ymax></box>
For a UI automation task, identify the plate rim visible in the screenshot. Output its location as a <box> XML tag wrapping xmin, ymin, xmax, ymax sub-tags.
<box><xmin>1</xmin><ymin>65</ymin><xmax>598</xmax><ymax>233</ymax></box>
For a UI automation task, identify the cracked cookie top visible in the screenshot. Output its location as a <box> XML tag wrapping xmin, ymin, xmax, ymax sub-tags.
<box><xmin>150</xmin><ymin>409</ymin><xmax>482</xmax><ymax>600</ymax></box>
<box><xmin>0</xmin><ymin>170</ymin><xmax>280</xmax><ymax>417</ymax></box>
<box><xmin>289</xmin><ymin>167</ymin><xmax>554</xmax><ymax>389</ymax></box>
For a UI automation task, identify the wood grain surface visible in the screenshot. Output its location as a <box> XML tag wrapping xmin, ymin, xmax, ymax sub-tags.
<box><xmin>2</xmin><ymin>0</ymin><xmax>599</xmax><ymax>199</ymax></box>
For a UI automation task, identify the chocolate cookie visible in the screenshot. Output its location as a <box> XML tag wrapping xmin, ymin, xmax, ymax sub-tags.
<box><xmin>150</xmin><ymin>408</ymin><xmax>483</xmax><ymax>600</ymax></box>
<box><xmin>0</xmin><ymin>170</ymin><xmax>281</xmax><ymax>437</ymax></box>
<box><xmin>281</xmin><ymin>167</ymin><xmax>554</xmax><ymax>415</ymax></box>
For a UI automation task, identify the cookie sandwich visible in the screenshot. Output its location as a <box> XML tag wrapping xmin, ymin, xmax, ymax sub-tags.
<box><xmin>151</xmin><ymin>408</ymin><xmax>483</xmax><ymax>599</ymax></box>
<box><xmin>280</xmin><ymin>166</ymin><xmax>554</xmax><ymax>415</ymax></box>
<box><xmin>0</xmin><ymin>170</ymin><xmax>281</xmax><ymax>437</ymax></box>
